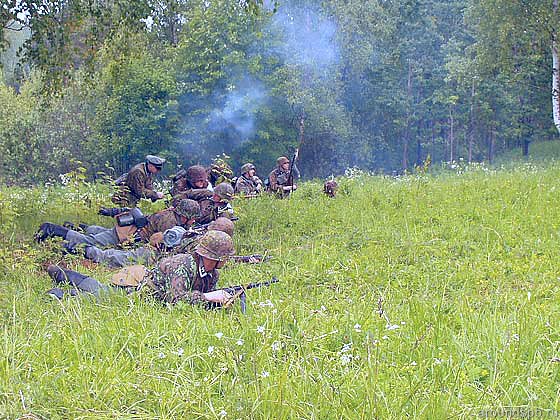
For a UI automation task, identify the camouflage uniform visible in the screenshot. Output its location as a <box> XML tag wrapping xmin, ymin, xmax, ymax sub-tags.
<box><xmin>112</xmin><ymin>162</ymin><xmax>159</xmax><ymax>207</ymax></box>
<box><xmin>235</xmin><ymin>163</ymin><xmax>263</xmax><ymax>196</ymax></box>
<box><xmin>147</xmin><ymin>231</ymin><xmax>234</xmax><ymax>304</ymax></box>
<box><xmin>268</xmin><ymin>158</ymin><xmax>300</xmax><ymax>198</ymax></box>
<box><xmin>47</xmin><ymin>231</ymin><xmax>234</xmax><ymax>304</ymax></box>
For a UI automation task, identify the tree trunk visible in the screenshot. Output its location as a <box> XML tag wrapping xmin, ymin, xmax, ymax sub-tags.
<box><xmin>468</xmin><ymin>80</ymin><xmax>475</xmax><ymax>163</ymax></box>
<box><xmin>553</xmin><ymin>0</ymin><xmax>560</xmax><ymax>135</ymax></box>
<box><xmin>488</xmin><ymin>123</ymin><xmax>495</xmax><ymax>164</ymax></box>
<box><xmin>449</xmin><ymin>104</ymin><xmax>455</xmax><ymax>162</ymax></box>
<box><xmin>402</xmin><ymin>61</ymin><xmax>413</xmax><ymax>170</ymax></box>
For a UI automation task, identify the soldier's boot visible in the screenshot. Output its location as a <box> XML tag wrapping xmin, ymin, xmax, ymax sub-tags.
<box><xmin>98</xmin><ymin>207</ymin><xmax>130</xmax><ymax>217</ymax></box>
<box><xmin>46</xmin><ymin>287</ymin><xmax>65</xmax><ymax>300</ymax></box>
<box><xmin>46</xmin><ymin>264</ymin><xmax>106</xmax><ymax>295</ymax></box>
<box><xmin>47</xmin><ymin>264</ymin><xmax>71</xmax><ymax>285</ymax></box>
<box><xmin>45</xmin><ymin>287</ymin><xmax>81</xmax><ymax>300</ymax></box>
<box><xmin>35</xmin><ymin>223</ymin><xmax>70</xmax><ymax>243</ymax></box>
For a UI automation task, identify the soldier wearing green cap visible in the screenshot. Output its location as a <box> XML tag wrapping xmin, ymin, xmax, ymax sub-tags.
<box><xmin>45</xmin><ymin>230</ymin><xmax>235</xmax><ymax>305</ymax></box>
<box><xmin>112</xmin><ymin>155</ymin><xmax>166</xmax><ymax>207</ymax></box>
<box><xmin>235</xmin><ymin>163</ymin><xmax>263</xmax><ymax>196</ymax></box>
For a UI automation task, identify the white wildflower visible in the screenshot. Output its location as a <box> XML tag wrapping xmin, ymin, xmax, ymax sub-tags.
<box><xmin>354</xmin><ymin>323</ymin><xmax>362</xmax><ymax>332</ymax></box>
<box><xmin>176</xmin><ymin>348</ymin><xmax>184</xmax><ymax>357</ymax></box>
<box><xmin>219</xmin><ymin>409</ymin><xmax>227</xmax><ymax>417</ymax></box>
<box><xmin>341</xmin><ymin>343</ymin><xmax>352</xmax><ymax>353</ymax></box>
<box><xmin>410</xmin><ymin>361</ymin><xmax>417</xmax><ymax>366</ymax></box>
<box><xmin>260</xmin><ymin>370</ymin><xmax>270</xmax><ymax>378</ymax></box>
<box><xmin>340</xmin><ymin>354</ymin><xmax>352</xmax><ymax>365</ymax></box>
<box><xmin>271</xmin><ymin>341</ymin><xmax>281</xmax><ymax>352</ymax></box>
<box><xmin>158</xmin><ymin>352</ymin><xmax>166</xmax><ymax>359</ymax></box>
<box><xmin>256</xmin><ymin>325</ymin><xmax>265</xmax><ymax>334</ymax></box>
<box><xmin>386</xmin><ymin>324</ymin><xmax>400</xmax><ymax>331</ymax></box>
<box><xmin>208</xmin><ymin>346</ymin><xmax>215</xmax><ymax>354</ymax></box>
<box><xmin>434</xmin><ymin>358</ymin><xmax>443</xmax><ymax>365</ymax></box>
<box><xmin>259</xmin><ymin>300</ymin><xmax>274</xmax><ymax>308</ymax></box>
<box><xmin>236</xmin><ymin>339</ymin><xmax>244</xmax><ymax>346</ymax></box>
<box><xmin>382</xmin><ymin>335</ymin><xmax>389</xmax><ymax>340</ymax></box>
<box><xmin>215</xmin><ymin>332</ymin><xmax>224</xmax><ymax>339</ymax></box>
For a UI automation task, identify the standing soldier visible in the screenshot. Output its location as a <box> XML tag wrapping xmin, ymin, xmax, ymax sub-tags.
<box><xmin>268</xmin><ymin>156</ymin><xmax>300</xmax><ymax>198</ymax></box>
<box><xmin>235</xmin><ymin>163</ymin><xmax>263</xmax><ymax>197</ymax></box>
<box><xmin>112</xmin><ymin>155</ymin><xmax>166</xmax><ymax>207</ymax></box>
<box><xmin>45</xmin><ymin>231</ymin><xmax>235</xmax><ymax>306</ymax></box>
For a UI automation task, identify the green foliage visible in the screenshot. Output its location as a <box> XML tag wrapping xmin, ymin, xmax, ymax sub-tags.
<box><xmin>1</xmin><ymin>163</ymin><xmax>560</xmax><ymax>417</ymax></box>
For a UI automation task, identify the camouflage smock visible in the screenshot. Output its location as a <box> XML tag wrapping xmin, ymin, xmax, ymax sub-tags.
<box><xmin>171</xmin><ymin>189</ymin><xmax>218</xmax><ymax>224</ymax></box>
<box><xmin>268</xmin><ymin>164</ymin><xmax>300</xmax><ymax>197</ymax></box>
<box><xmin>234</xmin><ymin>175</ymin><xmax>263</xmax><ymax>196</ymax></box>
<box><xmin>147</xmin><ymin>253</ymin><xmax>219</xmax><ymax>304</ymax></box>
<box><xmin>112</xmin><ymin>163</ymin><xmax>159</xmax><ymax>206</ymax></box>
<box><xmin>138</xmin><ymin>208</ymin><xmax>184</xmax><ymax>242</ymax></box>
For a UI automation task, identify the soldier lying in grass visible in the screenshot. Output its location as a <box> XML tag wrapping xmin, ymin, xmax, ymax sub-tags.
<box><xmin>45</xmin><ymin>231</ymin><xmax>235</xmax><ymax>306</ymax></box>
<box><xmin>35</xmin><ymin>199</ymin><xmax>200</xmax><ymax>251</ymax></box>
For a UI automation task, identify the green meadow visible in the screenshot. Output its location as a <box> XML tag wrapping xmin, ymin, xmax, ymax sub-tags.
<box><xmin>1</xmin><ymin>156</ymin><xmax>560</xmax><ymax>419</ymax></box>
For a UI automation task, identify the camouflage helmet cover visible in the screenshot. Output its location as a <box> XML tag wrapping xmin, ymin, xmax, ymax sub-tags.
<box><xmin>277</xmin><ymin>156</ymin><xmax>289</xmax><ymax>165</ymax></box>
<box><xmin>213</xmin><ymin>182</ymin><xmax>234</xmax><ymax>202</ymax></box>
<box><xmin>174</xmin><ymin>199</ymin><xmax>201</xmax><ymax>219</ymax></box>
<box><xmin>208</xmin><ymin>217</ymin><xmax>235</xmax><ymax>238</ymax></box>
<box><xmin>195</xmin><ymin>230</ymin><xmax>234</xmax><ymax>261</ymax></box>
<box><xmin>240</xmin><ymin>163</ymin><xmax>256</xmax><ymax>174</ymax></box>
<box><xmin>186</xmin><ymin>165</ymin><xmax>208</xmax><ymax>183</ymax></box>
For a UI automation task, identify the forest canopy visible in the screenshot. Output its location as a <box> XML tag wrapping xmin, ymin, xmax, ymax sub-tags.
<box><xmin>1</xmin><ymin>0</ymin><xmax>558</xmax><ymax>184</ymax></box>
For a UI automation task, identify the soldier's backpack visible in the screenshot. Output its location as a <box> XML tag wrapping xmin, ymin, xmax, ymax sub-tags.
<box><xmin>115</xmin><ymin>172</ymin><xmax>128</xmax><ymax>186</ymax></box>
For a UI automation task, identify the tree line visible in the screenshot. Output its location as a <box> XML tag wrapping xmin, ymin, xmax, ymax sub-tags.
<box><xmin>0</xmin><ymin>0</ymin><xmax>558</xmax><ymax>185</ymax></box>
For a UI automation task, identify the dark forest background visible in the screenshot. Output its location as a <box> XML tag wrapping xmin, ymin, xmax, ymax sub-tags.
<box><xmin>1</xmin><ymin>0</ymin><xmax>558</xmax><ymax>184</ymax></box>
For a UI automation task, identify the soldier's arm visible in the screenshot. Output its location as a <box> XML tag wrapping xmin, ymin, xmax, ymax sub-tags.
<box><xmin>185</xmin><ymin>189</ymin><xmax>214</xmax><ymax>201</ymax></box>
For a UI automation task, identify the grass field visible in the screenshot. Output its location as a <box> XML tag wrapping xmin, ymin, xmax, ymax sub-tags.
<box><xmin>1</xmin><ymin>154</ymin><xmax>560</xmax><ymax>419</ymax></box>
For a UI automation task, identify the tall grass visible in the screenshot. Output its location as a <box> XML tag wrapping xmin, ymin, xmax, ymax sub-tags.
<box><xmin>1</xmin><ymin>162</ymin><xmax>560</xmax><ymax>419</ymax></box>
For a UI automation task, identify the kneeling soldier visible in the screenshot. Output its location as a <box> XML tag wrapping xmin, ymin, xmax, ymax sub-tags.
<box><xmin>112</xmin><ymin>155</ymin><xmax>166</xmax><ymax>207</ymax></box>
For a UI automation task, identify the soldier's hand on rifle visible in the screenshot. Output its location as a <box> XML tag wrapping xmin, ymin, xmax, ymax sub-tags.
<box><xmin>204</xmin><ymin>289</ymin><xmax>232</xmax><ymax>304</ymax></box>
<box><xmin>156</xmin><ymin>192</ymin><xmax>165</xmax><ymax>199</ymax></box>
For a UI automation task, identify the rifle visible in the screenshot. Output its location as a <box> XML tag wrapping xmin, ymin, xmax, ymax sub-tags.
<box><xmin>287</xmin><ymin>112</ymin><xmax>305</xmax><ymax>189</ymax></box>
<box><xmin>230</xmin><ymin>254</ymin><xmax>272</xmax><ymax>264</ymax></box>
<box><xmin>187</xmin><ymin>216</ymin><xmax>240</xmax><ymax>235</ymax></box>
<box><xmin>210</xmin><ymin>277</ymin><xmax>279</xmax><ymax>313</ymax></box>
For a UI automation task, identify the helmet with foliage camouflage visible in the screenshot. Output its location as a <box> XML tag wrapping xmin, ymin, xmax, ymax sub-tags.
<box><xmin>174</xmin><ymin>199</ymin><xmax>201</xmax><ymax>219</ymax></box>
<box><xmin>195</xmin><ymin>230</ymin><xmax>234</xmax><ymax>261</ymax></box>
<box><xmin>186</xmin><ymin>165</ymin><xmax>208</xmax><ymax>183</ymax></box>
<box><xmin>209</xmin><ymin>154</ymin><xmax>234</xmax><ymax>185</ymax></box>
<box><xmin>277</xmin><ymin>156</ymin><xmax>289</xmax><ymax>165</ymax></box>
<box><xmin>240</xmin><ymin>163</ymin><xmax>256</xmax><ymax>175</ymax></box>
<box><xmin>213</xmin><ymin>182</ymin><xmax>234</xmax><ymax>202</ymax></box>
<box><xmin>208</xmin><ymin>217</ymin><xmax>235</xmax><ymax>237</ymax></box>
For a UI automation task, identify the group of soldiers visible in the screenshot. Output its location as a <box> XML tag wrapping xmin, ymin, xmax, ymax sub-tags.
<box><xmin>35</xmin><ymin>153</ymin><xmax>321</xmax><ymax>309</ymax></box>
